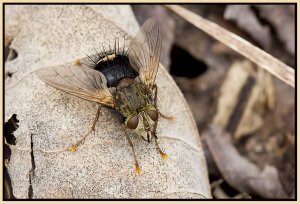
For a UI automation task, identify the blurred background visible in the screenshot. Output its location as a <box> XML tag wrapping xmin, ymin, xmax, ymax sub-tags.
<box><xmin>132</xmin><ymin>4</ymin><xmax>295</xmax><ymax>199</ymax></box>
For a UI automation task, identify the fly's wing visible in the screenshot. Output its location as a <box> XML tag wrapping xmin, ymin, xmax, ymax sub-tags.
<box><xmin>127</xmin><ymin>18</ymin><xmax>162</xmax><ymax>87</ymax></box>
<box><xmin>36</xmin><ymin>65</ymin><xmax>115</xmax><ymax>107</ymax></box>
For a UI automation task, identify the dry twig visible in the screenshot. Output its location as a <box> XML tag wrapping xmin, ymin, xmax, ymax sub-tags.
<box><xmin>165</xmin><ymin>5</ymin><xmax>295</xmax><ymax>88</ymax></box>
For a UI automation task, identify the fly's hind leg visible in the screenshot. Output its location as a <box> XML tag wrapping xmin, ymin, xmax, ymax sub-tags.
<box><xmin>152</xmin><ymin>84</ymin><xmax>175</xmax><ymax>122</ymax></box>
<box><xmin>68</xmin><ymin>105</ymin><xmax>102</xmax><ymax>152</ymax></box>
<box><xmin>124</xmin><ymin>129</ymin><xmax>141</xmax><ymax>175</ymax></box>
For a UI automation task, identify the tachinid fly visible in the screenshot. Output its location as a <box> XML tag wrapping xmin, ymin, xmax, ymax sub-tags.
<box><xmin>36</xmin><ymin>18</ymin><xmax>173</xmax><ymax>175</ymax></box>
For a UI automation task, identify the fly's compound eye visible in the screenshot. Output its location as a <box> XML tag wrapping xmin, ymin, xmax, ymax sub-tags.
<box><xmin>147</xmin><ymin>110</ymin><xmax>158</xmax><ymax>122</ymax></box>
<box><xmin>126</xmin><ymin>115</ymin><xmax>139</xmax><ymax>129</ymax></box>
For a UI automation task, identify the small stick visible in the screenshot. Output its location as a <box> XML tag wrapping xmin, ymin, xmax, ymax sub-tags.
<box><xmin>165</xmin><ymin>5</ymin><xmax>295</xmax><ymax>88</ymax></box>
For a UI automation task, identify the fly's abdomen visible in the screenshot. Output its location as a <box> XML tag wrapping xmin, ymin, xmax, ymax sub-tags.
<box><xmin>95</xmin><ymin>54</ymin><xmax>138</xmax><ymax>88</ymax></box>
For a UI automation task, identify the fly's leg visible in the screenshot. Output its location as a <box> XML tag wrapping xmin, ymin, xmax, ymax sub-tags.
<box><xmin>124</xmin><ymin>129</ymin><xmax>141</xmax><ymax>175</ymax></box>
<box><xmin>68</xmin><ymin>105</ymin><xmax>101</xmax><ymax>152</ymax></box>
<box><xmin>152</xmin><ymin>109</ymin><xmax>168</xmax><ymax>160</ymax></box>
<box><xmin>152</xmin><ymin>84</ymin><xmax>175</xmax><ymax>121</ymax></box>
<box><xmin>153</xmin><ymin>133</ymin><xmax>168</xmax><ymax>160</ymax></box>
<box><xmin>151</xmin><ymin>84</ymin><xmax>169</xmax><ymax>159</ymax></box>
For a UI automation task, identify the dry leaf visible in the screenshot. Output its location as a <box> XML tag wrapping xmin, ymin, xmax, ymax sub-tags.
<box><xmin>224</xmin><ymin>5</ymin><xmax>271</xmax><ymax>50</ymax></box>
<box><xmin>255</xmin><ymin>5</ymin><xmax>295</xmax><ymax>55</ymax></box>
<box><xmin>204</xmin><ymin>125</ymin><xmax>289</xmax><ymax>198</ymax></box>
<box><xmin>4</xmin><ymin>5</ymin><xmax>210</xmax><ymax>199</ymax></box>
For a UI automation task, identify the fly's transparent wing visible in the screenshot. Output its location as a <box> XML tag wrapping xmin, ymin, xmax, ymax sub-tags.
<box><xmin>127</xmin><ymin>18</ymin><xmax>162</xmax><ymax>87</ymax></box>
<box><xmin>36</xmin><ymin>65</ymin><xmax>115</xmax><ymax>107</ymax></box>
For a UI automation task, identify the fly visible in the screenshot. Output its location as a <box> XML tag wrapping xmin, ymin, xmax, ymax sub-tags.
<box><xmin>36</xmin><ymin>18</ymin><xmax>173</xmax><ymax>175</ymax></box>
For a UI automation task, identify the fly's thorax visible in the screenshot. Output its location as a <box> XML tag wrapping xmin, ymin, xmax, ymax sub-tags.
<box><xmin>115</xmin><ymin>80</ymin><xmax>154</xmax><ymax>119</ymax></box>
<box><xmin>114</xmin><ymin>79</ymin><xmax>159</xmax><ymax>142</ymax></box>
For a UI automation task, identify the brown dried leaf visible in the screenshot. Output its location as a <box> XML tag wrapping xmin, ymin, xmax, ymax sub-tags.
<box><xmin>255</xmin><ymin>5</ymin><xmax>295</xmax><ymax>55</ymax></box>
<box><xmin>224</xmin><ymin>5</ymin><xmax>271</xmax><ymax>50</ymax></box>
<box><xmin>204</xmin><ymin>125</ymin><xmax>289</xmax><ymax>198</ymax></box>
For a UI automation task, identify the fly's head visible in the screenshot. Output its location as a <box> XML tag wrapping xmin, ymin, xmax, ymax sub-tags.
<box><xmin>124</xmin><ymin>106</ymin><xmax>159</xmax><ymax>143</ymax></box>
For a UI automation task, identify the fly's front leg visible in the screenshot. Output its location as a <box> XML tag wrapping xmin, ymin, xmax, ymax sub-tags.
<box><xmin>151</xmin><ymin>84</ymin><xmax>175</xmax><ymax>121</ymax></box>
<box><xmin>68</xmin><ymin>105</ymin><xmax>102</xmax><ymax>152</ymax></box>
<box><xmin>152</xmin><ymin>111</ymin><xmax>168</xmax><ymax>160</ymax></box>
<box><xmin>124</xmin><ymin>128</ymin><xmax>141</xmax><ymax>175</ymax></box>
<box><xmin>151</xmin><ymin>84</ymin><xmax>169</xmax><ymax>160</ymax></box>
<box><xmin>154</xmin><ymin>133</ymin><xmax>168</xmax><ymax>160</ymax></box>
